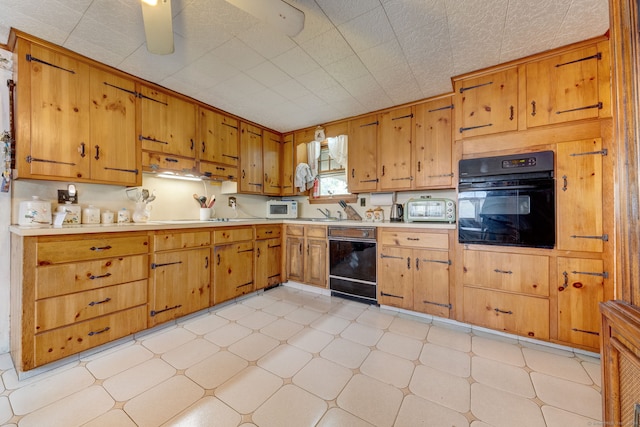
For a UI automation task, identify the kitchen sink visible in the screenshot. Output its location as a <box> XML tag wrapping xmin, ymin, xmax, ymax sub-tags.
<box><xmin>295</xmin><ymin>218</ymin><xmax>341</xmax><ymax>222</ymax></box>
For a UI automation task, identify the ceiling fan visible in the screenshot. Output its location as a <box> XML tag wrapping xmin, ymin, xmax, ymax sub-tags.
<box><xmin>140</xmin><ymin>0</ymin><xmax>305</xmax><ymax>56</ymax></box>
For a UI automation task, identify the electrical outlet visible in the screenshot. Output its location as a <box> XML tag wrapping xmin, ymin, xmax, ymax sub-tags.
<box><xmin>228</xmin><ymin>196</ymin><xmax>236</xmax><ymax>207</ymax></box>
<box><xmin>57</xmin><ymin>189</ymin><xmax>78</xmax><ymax>204</ymax></box>
<box><xmin>360</xmin><ymin>198</ymin><xmax>366</xmax><ymax>207</ymax></box>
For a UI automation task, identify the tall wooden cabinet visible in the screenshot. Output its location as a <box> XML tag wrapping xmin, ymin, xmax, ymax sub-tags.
<box><xmin>239</xmin><ymin>122</ymin><xmax>264</xmax><ymax>194</ymax></box>
<box><xmin>198</xmin><ymin>108</ymin><xmax>239</xmax><ymax>181</ymax></box>
<box><xmin>263</xmin><ymin>130</ymin><xmax>282</xmax><ymax>195</ymax></box>
<box><xmin>413</xmin><ymin>97</ymin><xmax>454</xmax><ymax>188</ymax></box>
<box><xmin>378</xmin><ymin>107</ymin><xmax>413</xmax><ymax>190</ymax></box>
<box><xmin>281</xmin><ymin>133</ymin><xmax>295</xmax><ymax>196</ymax></box>
<box><xmin>348</xmin><ymin>114</ymin><xmax>379</xmax><ymax>193</ymax></box>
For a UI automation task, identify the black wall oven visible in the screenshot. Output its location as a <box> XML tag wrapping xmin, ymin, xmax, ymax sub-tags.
<box><xmin>458</xmin><ymin>151</ymin><xmax>555</xmax><ymax>248</ymax></box>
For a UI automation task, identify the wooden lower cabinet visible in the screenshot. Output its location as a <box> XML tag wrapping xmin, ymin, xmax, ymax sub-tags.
<box><xmin>213</xmin><ymin>227</ymin><xmax>255</xmax><ymax>304</ymax></box>
<box><xmin>285</xmin><ymin>225</ymin><xmax>327</xmax><ymax>288</ymax></box>
<box><xmin>463</xmin><ymin>287</ymin><xmax>550</xmax><ymax>340</ymax></box>
<box><xmin>378</xmin><ymin>229</ymin><xmax>452</xmax><ymax>317</ymax></box>
<box><xmin>557</xmin><ymin>257</ymin><xmax>604</xmax><ymax>349</ymax></box>
<box><xmin>255</xmin><ymin>225</ymin><xmax>283</xmax><ymax>290</ymax></box>
<box><xmin>462</xmin><ymin>249</ymin><xmax>550</xmax><ymax>340</ymax></box>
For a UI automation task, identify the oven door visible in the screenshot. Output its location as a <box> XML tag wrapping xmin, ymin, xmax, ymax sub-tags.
<box><xmin>458</xmin><ymin>178</ymin><xmax>555</xmax><ymax>248</ymax></box>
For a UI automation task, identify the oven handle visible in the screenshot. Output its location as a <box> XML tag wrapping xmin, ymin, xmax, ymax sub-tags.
<box><xmin>328</xmin><ymin>237</ymin><xmax>377</xmax><ymax>243</ymax></box>
<box><xmin>458</xmin><ymin>184</ymin><xmax>544</xmax><ymax>191</ymax></box>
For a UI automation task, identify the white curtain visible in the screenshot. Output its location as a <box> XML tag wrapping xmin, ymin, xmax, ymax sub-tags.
<box><xmin>327</xmin><ymin>135</ymin><xmax>348</xmax><ymax>167</ymax></box>
<box><xmin>307</xmin><ymin>140</ymin><xmax>320</xmax><ymax>178</ymax></box>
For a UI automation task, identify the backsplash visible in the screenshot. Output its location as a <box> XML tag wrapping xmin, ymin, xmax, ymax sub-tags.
<box><xmin>11</xmin><ymin>176</ymin><xmax>456</xmax><ymax>224</ymax></box>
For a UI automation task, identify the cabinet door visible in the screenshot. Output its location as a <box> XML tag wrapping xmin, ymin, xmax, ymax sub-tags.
<box><xmin>263</xmin><ymin>130</ymin><xmax>282</xmax><ymax>195</ymax></box>
<box><xmin>378</xmin><ymin>246</ymin><xmax>413</xmax><ymax>309</ymax></box>
<box><xmin>286</xmin><ymin>236</ymin><xmax>304</xmax><ymax>282</ymax></box>
<box><xmin>456</xmin><ymin>68</ymin><xmax>518</xmax><ymax>138</ymax></box>
<box><xmin>305</xmin><ymin>238</ymin><xmax>327</xmax><ymax>287</ymax></box>
<box><xmin>557</xmin><ymin>257</ymin><xmax>604</xmax><ymax>349</ymax></box>
<box><xmin>348</xmin><ymin>114</ymin><xmax>379</xmax><ymax>192</ymax></box>
<box><xmin>89</xmin><ymin>67</ymin><xmax>139</xmax><ymax>185</ymax></box>
<box><xmin>413</xmin><ymin>98</ymin><xmax>454</xmax><ymax>188</ymax></box>
<box><xmin>556</xmin><ymin>138</ymin><xmax>604</xmax><ymax>252</ymax></box>
<box><xmin>28</xmin><ymin>44</ymin><xmax>90</xmax><ymax>179</ymax></box>
<box><xmin>378</xmin><ymin>107</ymin><xmax>413</xmax><ymax>190</ymax></box>
<box><xmin>150</xmin><ymin>247</ymin><xmax>210</xmax><ymax>326</ymax></box>
<box><xmin>281</xmin><ymin>133</ymin><xmax>294</xmax><ymax>196</ymax></box>
<box><xmin>413</xmin><ymin>249</ymin><xmax>451</xmax><ymax>318</ymax></box>
<box><xmin>199</xmin><ymin>108</ymin><xmax>239</xmax><ymax>166</ymax></box>
<box><xmin>140</xmin><ymin>85</ymin><xmax>196</xmax><ymax>157</ymax></box>
<box><xmin>239</xmin><ymin>122</ymin><xmax>264</xmax><ymax>194</ymax></box>
<box><xmin>256</xmin><ymin>237</ymin><xmax>282</xmax><ymax>290</ymax></box>
<box><xmin>213</xmin><ymin>242</ymin><xmax>254</xmax><ymax>304</ymax></box>
<box><xmin>527</xmin><ymin>46</ymin><xmax>602</xmax><ymax>127</ymax></box>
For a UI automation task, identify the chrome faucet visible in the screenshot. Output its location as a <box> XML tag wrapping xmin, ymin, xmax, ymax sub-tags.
<box><xmin>317</xmin><ymin>208</ymin><xmax>331</xmax><ymax>218</ymax></box>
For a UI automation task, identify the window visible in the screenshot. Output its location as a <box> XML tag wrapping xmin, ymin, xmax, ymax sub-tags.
<box><xmin>317</xmin><ymin>144</ymin><xmax>349</xmax><ymax>196</ymax></box>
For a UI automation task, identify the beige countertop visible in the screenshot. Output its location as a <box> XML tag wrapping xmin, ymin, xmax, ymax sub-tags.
<box><xmin>8</xmin><ymin>218</ymin><xmax>456</xmax><ymax>236</ymax></box>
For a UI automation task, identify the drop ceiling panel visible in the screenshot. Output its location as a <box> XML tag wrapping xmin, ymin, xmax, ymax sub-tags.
<box><xmin>0</xmin><ymin>0</ymin><xmax>609</xmax><ymax>132</ymax></box>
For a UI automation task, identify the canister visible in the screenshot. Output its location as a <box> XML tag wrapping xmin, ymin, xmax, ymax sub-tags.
<box><xmin>101</xmin><ymin>210</ymin><xmax>114</xmax><ymax>224</ymax></box>
<box><xmin>373</xmin><ymin>206</ymin><xmax>384</xmax><ymax>222</ymax></box>
<box><xmin>18</xmin><ymin>196</ymin><xmax>52</xmax><ymax>226</ymax></box>
<box><xmin>117</xmin><ymin>208</ymin><xmax>131</xmax><ymax>224</ymax></box>
<box><xmin>61</xmin><ymin>202</ymin><xmax>81</xmax><ymax>224</ymax></box>
<box><xmin>82</xmin><ymin>205</ymin><xmax>100</xmax><ymax>224</ymax></box>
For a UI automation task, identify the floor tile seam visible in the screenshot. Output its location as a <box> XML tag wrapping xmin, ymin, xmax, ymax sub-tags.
<box><xmin>539</xmin><ymin>402</ymin><xmax>602</xmax><ymax>422</ymax></box>
<box><xmin>526</xmin><ymin>365</ymin><xmax>597</xmax><ymax>387</ymax></box>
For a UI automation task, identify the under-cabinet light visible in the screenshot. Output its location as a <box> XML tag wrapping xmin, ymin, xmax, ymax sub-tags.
<box><xmin>141</xmin><ymin>0</ymin><xmax>158</xmax><ymax>6</ymax></box>
<box><xmin>156</xmin><ymin>173</ymin><xmax>203</xmax><ymax>182</ymax></box>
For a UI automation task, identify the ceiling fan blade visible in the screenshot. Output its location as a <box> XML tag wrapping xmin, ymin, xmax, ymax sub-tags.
<box><xmin>141</xmin><ymin>0</ymin><xmax>174</xmax><ymax>55</ymax></box>
<box><xmin>225</xmin><ymin>0</ymin><xmax>305</xmax><ymax>37</ymax></box>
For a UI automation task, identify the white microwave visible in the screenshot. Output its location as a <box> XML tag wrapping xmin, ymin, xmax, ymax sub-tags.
<box><xmin>266</xmin><ymin>200</ymin><xmax>298</xmax><ymax>219</ymax></box>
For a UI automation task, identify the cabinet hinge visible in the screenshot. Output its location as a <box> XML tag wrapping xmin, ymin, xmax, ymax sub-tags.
<box><xmin>459</xmin><ymin>123</ymin><xmax>493</xmax><ymax>133</ymax></box>
<box><xmin>104</xmin><ymin>167</ymin><xmax>139</xmax><ymax>174</ymax></box>
<box><xmin>428</xmin><ymin>104</ymin><xmax>454</xmax><ymax>113</ymax></box>
<box><xmin>247</xmin><ymin>130</ymin><xmax>262</xmax><ymax>137</ymax></box>
<box><xmin>571</xmin><ymin>328</ymin><xmax>600</xmax><ymax>336</ymax></box>
<box><xmin>221</xmin><ymin>122</ymin><xmax>239</xmax><ymax>130</ymax></box>
<box><xmin>556</xmin><ymin>102</ymin><xmax>602</xmax><ymax>115</ymax></box>
<box><xmin>360</xmin><ymin>120</ymin><xmax>379</xmax><ymax>127</ymax></box>
<box><xmin>138</xmin><ymin>92</ymin><xmax>168</xmax><ymax>105</ymax></box>
<box><xmin>392</xmin><ymin>113</ymin><xmax>413</xmax><ymax>120</ymax></box>
<box><xmin>380</xmin><ymin>253</ymin><xmax>404</xmax><ymax>260</ymax></box>
<box><xmin>569</xmin><ymin>148</ymin><xmax>608</xmax><ymax>157</ymax></box>
<box><xmin>570</xmin><ymin>234</ymin><xmax>608</xmax><ymax>242</ymax></box>
<box><xmin>380</xmin><ymin>291</ymin><xmax>403</xmax><ymax>299</ymax></box>
<box><xmin>26</xmin><ymin>156</ymin><xmax>76</xmax><ymax>166</ymax></box>
<box><xmin>555</xmin><ymin>52</ymin><xmax>601</xmax><ymax>68</ymax></box>
<box><xmin>421</xmin><ymin>300</ymin><xmax>452</xmax><ymax>309</ymax></box>
<box><xmin>419</xmin><ymin>258</ymin><xmax>452</xmax><ymax>265</ymax></box>
<box><xmin>151</xmin><ymin>260</ymin><xmax>183</xmax><ymax>269</ymax></box>
<box><xmin>150</xmin><ymin>304</ymin><xmax>182</xmax><ymax>316</ymax></box>
<box><xmin>139</xmin><ymin>135</ymin><xmax>169</xmax><ymax>145</ymax></box>
<box><xmin>26</xmin><ymin>54</ymin><xmax>76</xmax><ymax>74</ymax></box>
<box><xmin>570</xmin><ymin>270</ymin><xmax>609</xmax><ymax>279</ymax></box>
<box><xmin>103</xmin><ymin>82</ymin><xmax>137</xmax><ymax>97</ymax></box>
<box><xmin>459</xmin><ymin>81</ymin><xmax>493</xmax><ymax>93</ymax></box>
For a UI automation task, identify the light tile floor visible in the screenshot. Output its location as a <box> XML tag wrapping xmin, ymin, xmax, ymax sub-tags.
<box><xmin>0</xmin><ymin>285</ymin><xmax>602</xmax><ymax>426</ymax></box>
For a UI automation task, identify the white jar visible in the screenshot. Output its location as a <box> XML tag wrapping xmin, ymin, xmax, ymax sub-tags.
<box><xmin>101</xmin><ymin>210</ymin><xmax>114</xmax><ymax>224</ymax></box>
<box><xmin>82</xmin><ymin>205</ymin><xmax>100</xmax><ymax>224</ymax></box>
<box><xmin>117</xmin><ymin>208</ymin><xmax>130</xmax><ymax>224</ymax></box>
<box><xmin>18</xmin><ymin>196</ymin><xmax>52</xmax><ymax>226</ymax></box>
<box><xmin>61</xmin><ymin>202</ymin><xmax>81</xmax><ymax>224</ymax></box>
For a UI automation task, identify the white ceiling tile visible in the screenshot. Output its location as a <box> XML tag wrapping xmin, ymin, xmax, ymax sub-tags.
<box><xmin>358</xmin><ymin>39</ymin><xmax>407</xmax><ymax>73</ymax></box>
<box><xmin>296</xmin><ymin>68</ymin><xmax>339</xmax><ymax>92</ymax></box>
<box><xmin>245</xmin><ymin>61</ymin><xmax>291</xmax><ymax>87</ymax></box>
<box><xmin>556</xmin><ymin>0</ymin><xmax>609</xmax><ymax>45</ymax></box>
<box><xmin>247</xmin><ymin>88</ymin><xmax>288</xmax><ymax>107</ymax></box>
<box><xmin>180</xmin><ymin>0</ymin><xmax>258</xmax><ymax>37</ymax></box>
<box><xmin>300</xmin><ymin>28</ymin><xmax>354</xmax><ymax>66</ymax></box>
<box><xmin>342</xmin><ymin>73</ymin><xmax>382</xmax><ymax>98</ymax></box>
<box><xmin>0</xmin><ymin>7</ymin><xmax>71</xmax><ymax>46</ymax></box>
<box><xmin>236</xmin><ymin>22</ymin><xmax>297</xmax><ymax>59</ymax></box>
<box><xmin>65</xmin><ymin>15</ymin><xmax>144</xmax><ymax>59</ymax></box>
<box><xmin>324</xmin><ymin>55</ymin><xmax>369</xmax><ymax>85</ymax></box>
<box><xmin>293</xmin><ymin>93</ymin><xmax>327</xmax><ymax>109</ymax></box>
<box><xmin>272</xmin><ymin>79</ymin><xmax>313</xmax><ymax>100</ymax></box>
<box><xmin>315</xmin><ymin>0</ymin><xmax>381</xmax><ymax>26</ymax></box>
<box><xmin>169</xmin><ymin>52</ymin><xmax>239</xmax><ymax>90</ymax></box>
<box><xmin>211</xmin><ymin>38</ymin><xmax>265</xmax><ymax>71</ymax></box>
<box><xmin>338</xmin><ymin>6</ymin><xmax>395</xmax><ymax>52</ymax></box>
<box><xmin>271</xmin><ymin>46</ymin><xmax>320</xmax><ymax>77</ymax></box>
<box><xmin>315</xmin><ymin>84</ymin><xmax>355</xmax><ymax>103</ymax></box>
<box><xmin>218</xmin><ymin>73</ymin><xmax>266</xmax><ymax>97</ymax></box>
<box><xmin>6</xmin><ymin>0</ymin><xmax>83</xmax><ymax>34</ymax></box>
<box><xmin>82</xmin><ymin>0</ymin><xmax>145</xmax><ymax>40</ymax></box>
<box><xmin>289</xmin><ymin>0</ymin><xmax>336</xmax><ymax>43</ymax></box>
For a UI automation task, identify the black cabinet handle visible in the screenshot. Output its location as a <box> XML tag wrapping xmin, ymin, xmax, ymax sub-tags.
<box><xmin>89</xmin><ymin>272</ymin><xmax>112</xmax><ymax>280</ymax></box>
<box><xmin>94</xmin><ymin>145</ymin><xmax>100</xmax><ymax>160</ymax></box>
<box><xmin>90</xmin><ymin>245</ymin><xmax>112</xmax><ymax>252</ymax></box>
<box><xmin>494</xmin><ymin>308</ymin><xmax>513</xmax><ymax>315</ymax></box>
<box><xmin>88</xmin><ymin>326</ymin><xmax>110</xmax><ymax>336</ymax></box>
<box><xmin>88</xmin><ymin>297</ymin><xmax>111</xmax><ymax>306</ymax></box>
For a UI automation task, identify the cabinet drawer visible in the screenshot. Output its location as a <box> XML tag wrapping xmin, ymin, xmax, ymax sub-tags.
<box><xmin>154</xmin><ymin>231</ymin><xmax>210</xmax><ymax>251</ymax></box>
<box><xmin>255</xmin><ymin>225</ymin><xmax>282</xmax><ymax>240</ymax></box>
<box><xmin>380</xmin><ymin>230</ymin><xmax>448</xmax><ymax>250</ymax></box>
<box><xmin>36</xmin><ymin>254</ymin><xmax>148</xmax><ymax>299</ymax></box>
<box><xmin>463</xmin><ymin>287</ymin><xmax>549</xmax><ymax>340</ymax></box>
<box><xmin>34</xmin><ymin>305</ymin><xmax>147</xmax><ymax>366</ymax></box>
<box><xmin>286</xmin><ymin>225</ymin><xmax>304</xmax><ymax>237</ymax></box>
<box><xmin>199</xmin><ymin>162</ymin><xmax>237</xmax><ymax>181</ymax></box>
<box><xmin>463</xmin><ymin>250</ymin><xmax>549</xmax><ymax>296</ymax></box>
<box><xmin>306</xmin><ymin>225</ymin><xmax>327</xmax><ymax>238</ymax></box>
<box><xmin>142</xmin><ymin>151</ymin><xmax>196</xmax><ymax>173</ymax></box>
<box><xmin>36</xmin><ymin>235</ymin><xmax>149</xmax><ymax>265</ymax></box>
<box><xmin>35</xmin><ymin>279</ymin><xmax>147</xmax><ymax>332</ymax></box>
<box><xmin>213</xmin><ymin>227</ymin><xmax>253</xmax><ymax>244</ymax></box>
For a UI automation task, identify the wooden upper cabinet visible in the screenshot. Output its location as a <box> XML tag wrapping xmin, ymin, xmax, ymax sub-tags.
<box><xmin>454</xmin><ymin>67</ymin><xmax>518</xmax><ymax>139</ymax></box>
<box><xmin>89</xmin><ymin>67</ymin><xmax>139</xmax><ymax>185</ymax></box>
<box><xmin>139</xmin><ymin>85</ymin><xmax>196</xmax><ymax>158</ymax></box>
<box><xmin>239</xmin><ymin>122</ymin><xmax>264</xmax><ymax>194</ymax></box>
<box><xmin>281</xmin><ymin>133</ymin><xmax>294</xmax><ymax>196</ymax></box>
<box><xmin>263</xmin><ymin>130</ymin><xmax>282</xmax><ymax>195</ymax></box>
<box><xmin>21</xmin><ymin>42</ymin><xmax>91</xmax><ymax>180</ymax></box>
<box><xmin>378</xmin><ymin>106</ymin><xmax>413</xmax><ymax>190</ymax></box>
<box><xmin>413</xmin><ymin>97</ymin><xmax>454</xmax><ymax>188</ymax></box>
<box><xmin>198</xmin><ymin>108</ymin><xmax>239</xmax><ymax>166</ymax></box>
<box><xmin>526</xmin><ymin>45</ymin><xmax>603</xmax><ymax>127</ymax></box>
<box><xmin>556</xmin><ymin>138</ymin><xmax>605</xmax><ymax>252</ymax></box>
<box><xmin>348</xmin><ymin>114</ymin><xmax>379</xmax><ymax>193</ymax></box>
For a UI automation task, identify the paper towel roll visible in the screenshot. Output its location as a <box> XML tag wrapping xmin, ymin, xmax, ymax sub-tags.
<box><xmin>370</xmin><ymin>192</ymin><xmax>394</xmax><ymax>206</ymax></box>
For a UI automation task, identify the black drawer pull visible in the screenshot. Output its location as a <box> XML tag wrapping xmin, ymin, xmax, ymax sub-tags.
<box><xmin>494</xmin><ymin>308</ymin><xmax>513</xmax><ymax>315</ymax></box>
<box><xmin>88</xmin><ymin>297</ymin><xmax>111</xmax><ymax>306</ymax></box>
<box><xmin>89</xmin><ymin>273</ymin><xmax>112</xmax><ymax>280</ymax></box>
<box><xmin>407</xmin><ymin>237</ymin><xmax>420</xmax><ymax>241</ymax></box>
<box><xmin>493</xmin><ymin>269</ymin><xmax>512</xmax><ymax>274</ymax></box>
<box><xmin>90</xmin><ymin>245</ymin><xmax>112</xmax><ymax>252</ymax></box>
<box><xmin>264</xmin><ymin>231</ymin><xmax>273</xmax><ymax>234</ymax></box>
<box><xmin>88</xmin><ymin>326</ymin><xmax>110</xmax><ymax>336</ymax></box>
